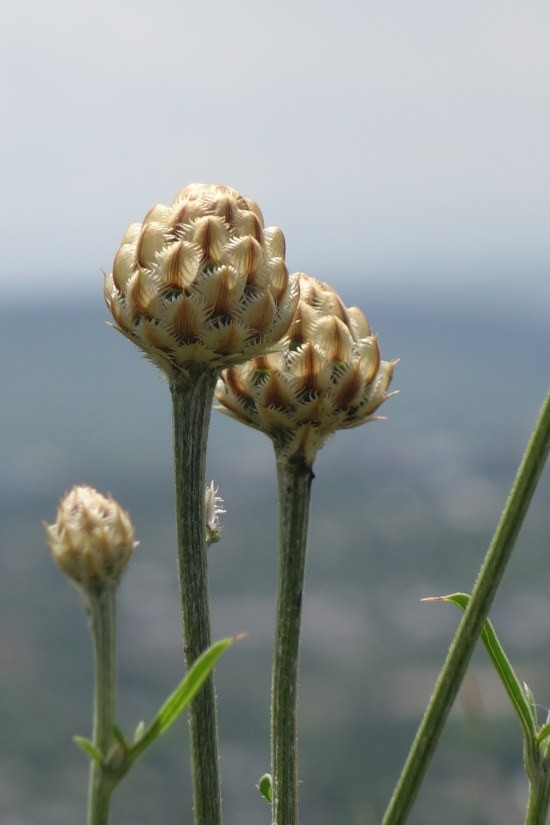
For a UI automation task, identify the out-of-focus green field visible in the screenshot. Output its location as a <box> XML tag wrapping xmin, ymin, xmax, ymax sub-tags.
<box><xmin>0</xmin><ymin>290</ymin><xmax>549</xmax><ymax>825</ymax></box>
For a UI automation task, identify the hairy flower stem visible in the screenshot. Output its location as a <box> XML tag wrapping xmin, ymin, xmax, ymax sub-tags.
<box><xmin>382</xmin><ymin>387</ymin><xmax>550</xmax><ymax>825</ymax></box>
<box><xmin>87</xmin><ymin>587</ymin><xmax>117</xmax><ymax>825</ymax></box>
<box><xmin>170</xmin><ymin>366</ymin><xmax>222</xmax><ymax>825</ymax></box>
<box><xmin>271</xmin><ymin>452</ymin><xmax>314</xmax><ymax>825</ymax></box>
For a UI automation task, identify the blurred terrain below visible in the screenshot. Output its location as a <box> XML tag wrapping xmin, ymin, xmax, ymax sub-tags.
<box><xmin>0</xmin><ymin>283</ymin><xmax>549</xmax><ymax>825</ymax></box>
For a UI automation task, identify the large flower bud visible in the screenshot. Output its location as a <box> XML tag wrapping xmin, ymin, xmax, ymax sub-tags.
<box><xmin>215</xmin><ymin>273</ymin><xmax>397</xmax><ymax>466</ymax></box>
<box><xmin>104</xmin><ymin>184</ymin><xmax>299</xmax><ymax>374</ymax></box>
<box><xmin>44</xmin><ymin>486</ymin><xmax>137</xmax><ymax>590</ymax></box>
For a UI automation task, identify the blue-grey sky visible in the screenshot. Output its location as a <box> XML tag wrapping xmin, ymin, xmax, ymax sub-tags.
<box><xmin>1</xmin><ymin>0</ymin><xmax>549</xmax><ymax>313</ymax></box>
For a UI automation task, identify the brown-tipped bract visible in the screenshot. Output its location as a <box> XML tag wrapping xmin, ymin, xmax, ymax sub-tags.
<box><xmin>215</xmin><ymin>273</ymin><xmax>397</xmax><ymax>466</ymax></box>
<box><xmin>45</xmin><ymin>486</ymin><xmax>137</xmax><ymax>589</ymax></box>
<box><xmin>104</xmin><ymin>184</ymin><xmax>299</xmax><ymax>374</ymax></box>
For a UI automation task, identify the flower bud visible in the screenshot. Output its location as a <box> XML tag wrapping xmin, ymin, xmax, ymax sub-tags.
<box><xmin>215</xmin><ymin>273</ymin><xmax>397</xmax><ymax>466</ymax></box>
<box><xmin>104</xmin><ymin>184</ymin><xmax>300</xmax><ymax>374</ymax></box>
<box><xmin>205</xmin><ymin>481</ymin><xmax>226</xmax><ymax>546</ymax></box>
<box><xmin>45</xmin><ymin>486</ymin><xmax>137</xmax><ymax>590</ymax></box>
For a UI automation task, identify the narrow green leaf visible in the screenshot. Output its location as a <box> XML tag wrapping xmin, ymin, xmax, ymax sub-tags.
<box><xmin>523</xmin><ymin>682</ymin><xmax>538</xmax><ymax>727</ymax></box>
<box><xmin>128</xmin><ymin>635</ymin><xmax>239</xmax><ymax>764</ymax></box>
<box><xmin>74</xmin><ymin>736</ymin><xmax>103</xmax><ymax>767</ymax></box>
<box><xmin>258</xmin><ymin>773</ymin><xmax>272</xmax><ymax>803</ymax></box>
<box><xmin>133</xmin><ymin>720</ymin><xmax>146</xmax><ymax>744</ymax></box>
<box><xmin>112</xmin><ymin>724</ymin><xmax>129</xmax><ymax>752</ymax></box>
<box><xmin>537</xmin><ymin>720</ymin><xmax>550</xmax><ymax>745</ymax></box>
<box><xmin>425</xmin><ymin>593</ymin><xmax>536</xmax><ymax>745</ymax></box>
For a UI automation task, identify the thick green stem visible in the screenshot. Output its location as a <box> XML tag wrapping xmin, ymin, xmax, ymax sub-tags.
<box><xmin>271</xmin><ymin>452</ymin><xmax>314</xmax><ymax>825</ymax></box>
<box><xmin>87</xmin><ymin>586</ymin><xmax>117</xmax><ymax>825</ymax></box>
<box><xmin>170</xmin><ymin>366</ymin><xmax>222</xmax><ymax>825</ymax></box>
<box><xmin>525</xmin><ymin>774</ymin><xmax>550</xmax><ymax>825</ymax></box>
<box><xmin>382</xmin><ymin>387</ymin><xmax>550</xmax><ymax>825</ymax></box>
<box><xmin>525</xmin><ymin>739</ymin><xmax>550</xmax><ymax>825</ymax></box>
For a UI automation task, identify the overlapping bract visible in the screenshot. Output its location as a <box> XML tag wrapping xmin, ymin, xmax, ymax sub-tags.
<box><xmin>215</xmin><ymin>273</ymin><xmax>397</xmax><ymax>465</ymax></box>
<box><xmin>45</xmin><ymin>486</ymin><xmax>137</xmax><ymax>589</ymax></box>
<box><xmin>104</xmin><ymin>184</ymin><xmax>299</xmax><ymax>374</ymax></box>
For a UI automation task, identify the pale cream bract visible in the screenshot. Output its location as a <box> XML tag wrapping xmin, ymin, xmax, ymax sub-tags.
<box><xmin>44</xmin><ymin>486</ymin><xmax>137</xmax><ymax>589</ymax></box>
<box><xmin>104</xmin><ymin>184</ymin><xmax>299</xmax><ymax>374</ymax></box>
<box><xmin>215</xmin><ymin>273</ymin><xmax>397</xmax><ymax>466</ymax></box>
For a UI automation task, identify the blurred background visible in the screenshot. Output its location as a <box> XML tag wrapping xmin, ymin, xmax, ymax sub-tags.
<box><xmin>1</xmin><ymin>1</ymin><xmax>550</xmax><ymax>823</ymax></box>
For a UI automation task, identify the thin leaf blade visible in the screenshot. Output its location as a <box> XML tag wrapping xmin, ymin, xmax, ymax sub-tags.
<box><xmin>74</xmin><ymin>736</ymin><xmax>103</xmax><ymax>767</ymax></box>
<box><xmin>523</xmin><ymin>682</ymin><xmax>538</xmax><ymax>727</ymax></box>
<box><xmin>129</xmin><ymin>635</ymin><xmax>239</xmax><ymax>763</ymax></box>
<box><xmin>537</xmin><ymin>720</ymin><xmax>550</xmax><ymax>745</ymax></box>
<box><xmin>425</xmin><ymin>593</ymin><xmax>536</xmax><ymax>745</ymax></box>
<box><xmin>133</xmin><ymin>720</ymin><xmax>146</xmax><ymax>744</ymax></box>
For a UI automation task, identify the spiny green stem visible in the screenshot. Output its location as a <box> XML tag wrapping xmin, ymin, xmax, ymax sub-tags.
<box><xmin>170</xmin><ymin>366</ymin><xmax>222</xmax><ymax>825</ymax></box>
<box><xmin>271</xmin><ymin>452</ymin><xmax>314</xmax><ymax>825</ymax></box>
<box><xmin>382</xmin><ymin>387</ymin><xmax>550</xmax><ymax>825</ymax></box>
<box><xmin>87</xmin><ymin>586</ymin><xmax>117</xmax><ymax>825</ymax></box>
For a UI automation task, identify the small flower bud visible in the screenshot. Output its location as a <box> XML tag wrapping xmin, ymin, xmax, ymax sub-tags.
<box><xmin>44</xmin><ymin>486</ymin><xmax>137</xmax><ymax>590</ymax></box>
<box><xmin>205</xmin><ymin>481</ymin><xmax>226</xmax><ymax>546</ymax></box>
<box><xmin>104</xmin><ymin>184</ymin><xmax>300</xmax><ymax>374</ymax></box>
<box><xmin>215</xmin><ymin>273</ymin><xmax>398</xmax><ymax>466</ymax></box>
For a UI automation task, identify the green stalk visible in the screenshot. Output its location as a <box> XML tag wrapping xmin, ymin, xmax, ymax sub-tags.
<box><xmin>271</xmin><ymin>451</ymin><xmax>314</xmax><ymax>825</ymax></box>
<box><xmin>525</xmin><ymin>754</ymin><xmax>550</xmax><ymax>825</ymax></box>
<box><xmin>382</xmin><ymin>387</ymin><xmax>550</xmax><ymax>825</ymax></box>
<box><xmin>87</xmin><ymin>586</ymin><xmax>118</xmax><ymax>825</ymax></box>
<box><xmin>170</xmin><ymin>365</ymin><xmax>222</xmax><ymax>825</ymax></box>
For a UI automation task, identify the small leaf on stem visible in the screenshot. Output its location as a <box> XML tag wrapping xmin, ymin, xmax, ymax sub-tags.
<box><xmin>524</xmin><ymin>682</ymin><xmax>539</xmax><ymax>727</ymax></box>
<box><xmin>258</xmin><ymin>774</ymin><xmax>273</xmax><ymax>803</ymax></box>
<box><xmin>133</xmin><ymin>720</ymin><xmax>146</xmax><ymax>743</ymax></box>
<box><xmin>74</xmin><ymin>736</ymin><xmax>103</xmax><ymax>767</ymax></box>
<box><xmin>112</xmin><ymin>724</ymin><xmax>130</xmax><ymax>752</ymax></box>
<box><xmin>536</xmin><ymin>720</ymin><xmax>550</xmax><ymax>745</ymax></box>
<box><xmin>128</xmin><ymin>636</ymin><xmax>241</xmax><ymax>764</ymax></box>
<box><xmin>424</xmin><ymin>593</ymin><xmax>537</xmax><ymax>745</ymax></box>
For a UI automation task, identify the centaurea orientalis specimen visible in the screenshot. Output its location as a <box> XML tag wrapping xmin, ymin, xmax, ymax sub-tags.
<box><xmin>105</xmin><ymin>183</ymin><xmax>299</xmax><ymax>825</ymax></box>
<box><xmin>45</xmin><ymin>486</ymin><xmax>137</xmax><ymax>825</ymax></box>
<box><xmin>45</xmin><ymin>486</ymin><xmax>237</xmax><ymax>825</ymax></box>
<box><xmin>216</xmin><ymin>272</ymin><xmax>397</xmax><ymax>825</ymax></box>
